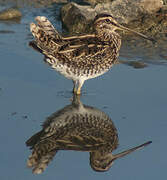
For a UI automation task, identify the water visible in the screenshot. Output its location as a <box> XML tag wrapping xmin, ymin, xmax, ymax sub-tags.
<box><xmin>0</xmin><ymin>2</ymin><xmax>167</xmax><ymax>180</ymax></box>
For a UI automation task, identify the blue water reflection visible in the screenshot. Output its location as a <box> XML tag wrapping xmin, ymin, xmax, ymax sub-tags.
<box><xmin>26</xmin><ymin>95</ymin><xmax>151</xmax><ymax>174</ymax></box>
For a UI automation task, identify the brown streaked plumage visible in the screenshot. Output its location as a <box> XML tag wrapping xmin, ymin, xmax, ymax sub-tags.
<box><xmin>29</xmin><ymin>14</ymin><xmax>154</xmax><ymax>94</ymax></box>
<box><xmin>26</xmin><ymin>95</ymin><xmax>152</xmax><ymax>174</ymax></box>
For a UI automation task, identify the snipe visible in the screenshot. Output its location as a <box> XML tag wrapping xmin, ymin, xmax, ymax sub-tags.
<box><xmin>29</xmin><ymin>14</ymin><xmax>153</xmax><ymax>94</ymax></box>
<box><xmin>26</xmin><ymin>95</ymin><xmax>152</xmax><ymax>174</ymax></box>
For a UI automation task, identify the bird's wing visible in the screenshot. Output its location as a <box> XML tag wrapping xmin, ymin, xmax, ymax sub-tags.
<box><xmin>52</xmin><ymin>133</ymin><xmax>106</xmax><ymax>151</ymax></box>
<box><xmin>43</xmin><ymin>35</ymin><xmax>117</xmax><ymax>68</ymax></box>
<box><xmin>61</xmin><ymin>36</ymin><xmax>114</xmax><ymax>60</ymax></box>
<box><xmin>26</xmin><ymin>122</ymin><xmax>107</xmax><ymax>151</ymax></box>
<box><xmin>30</xmin><ymin>16</ymin><xmax>118</xmax><ymax>67</ymax></box>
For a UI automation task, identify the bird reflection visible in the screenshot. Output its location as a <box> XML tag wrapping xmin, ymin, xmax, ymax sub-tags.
<box><xmin>26</xmin><ymin>95</ymin><xmax>151</xmax><ymax>174</ymax></box>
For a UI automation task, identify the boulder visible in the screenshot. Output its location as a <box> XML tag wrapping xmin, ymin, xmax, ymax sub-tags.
<box><xmin>163</xmin><ymin>0</ymin><xmax>167</xmax><ymax>4</ymax></box>
<box><xmin>83</xmin><ymin>0</ymin><xmax>114</xmax><ymax>6</ymax></box>
<box><xmin>61</xmin><ymin>2</ymin><xmax>96</xmax><ymax>34</ymax></box>
<box><xmin>0</xmin><ymin>8</ymin><xmax>22</xmax><ymax>20</ymax></box>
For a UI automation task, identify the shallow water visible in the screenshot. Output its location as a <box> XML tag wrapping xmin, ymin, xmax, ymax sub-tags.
<box><xmin>0</xmin><ymin>2</ymin><xmax>167</xmax><ymax>180</ymax></box>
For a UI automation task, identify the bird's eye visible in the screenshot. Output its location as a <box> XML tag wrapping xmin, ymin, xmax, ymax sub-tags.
<box><xmin>106</xmin><ymin>19</ymin><xmax>110</xmax><ymax>23</ymax></box>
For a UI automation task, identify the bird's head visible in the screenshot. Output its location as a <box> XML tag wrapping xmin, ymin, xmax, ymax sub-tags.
<box><xmin>90</xmin><ymin>141</ymin><xmax>152</xmax><ymax>172</ymax></box>
<box><xmin>94</xmin><ymin>14</ymin><xmax>155</xmax><ymax>42</ymax></box>
<box><xmin>94</xmin><ymin>14</ymin><xmax>120</xmax><ymax>33</ymax></box>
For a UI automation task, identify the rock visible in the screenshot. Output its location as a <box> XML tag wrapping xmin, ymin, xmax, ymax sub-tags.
<box><xmin>61</xmin><ymin>0</ymin><xmax>163</xmax><ymax>34</ymax></box>
<box><xmin>83</xmin><ymin>0</ymin><xmax>114</xmax><ymax>6</ymax></box>
<box><xmin>163</xmin><ymin>0</ymin><xmax>167</xmax><ymax>4</ymax></box>
<box><xmin>0</xmin><ymin>8</ymin><xmax>22</xmax><ymax>20</ymax></box>
<box><xmin>138</xmin><ymin>0</ymin><xmax>163</xmax><ymax>12</ymax></box>
<box><xmin>119</xmin><ymin>60</ymin><xmax>148</xmax><ymax>69</ymax></box>
<box><xmin>61</xmin><ymin>2</ymin><xmax>96</xmax><ymax>34</ymax></box>
<box><xmin>52</xmin><ymin>0</ymin><xmax>67</xmax><ymax>2</ymax></box>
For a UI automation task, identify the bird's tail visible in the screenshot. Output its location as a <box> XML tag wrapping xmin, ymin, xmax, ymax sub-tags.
<box><xmin>30</xmin><ymin>16</ymin><xmax>61</xmax><ymax>38</ymax></box>
<box><xmin>27</xmin><ymin>147</ymin><xmax>57</xmax><ymax>174</ymax></box>
<box><xmin>29</xmin><ymin>16</ymin><xmax>61</xmax><ymax>54</ymax></box>
<box><xmin>26</xmin><ymin>135</ymin><xmax>58</xmax><ymax>174</ymax></box>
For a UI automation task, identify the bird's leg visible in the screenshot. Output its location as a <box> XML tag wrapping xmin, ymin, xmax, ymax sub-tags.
<box><xmin>72</xmin><ymin>80</ymin><xmax>78</xmax><ymax>94</ymax></box>
<box><xmin>76</xmin><ymin>79</ymin><xmax>85</xmax><ymax>95</ymax></box>
<box><xmin>72</xmin><ymin>93</ymin><xmax>81</xmax><ymax>105</ymax></box>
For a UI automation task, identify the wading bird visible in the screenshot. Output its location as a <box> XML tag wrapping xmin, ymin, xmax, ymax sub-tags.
<box><xmin>29</xmin><ymin>14</ymin><xmax>153</xmax><ymax>94</ymax></box>
<box><xmin>26</xmin><ymin>95</ymin><xmax>152</xmax><ymax>174</ymax></box>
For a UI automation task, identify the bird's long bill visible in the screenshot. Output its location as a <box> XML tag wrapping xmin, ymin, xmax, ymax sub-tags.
<box><xmin>113</xmin><ymin>141</ymin><xmax>152</xmax><ymax>160</ymax></box>
<box><xmin>118</xmin><ymin>24</ymin><xmax>155</xmax><ymax>42</ymax></box>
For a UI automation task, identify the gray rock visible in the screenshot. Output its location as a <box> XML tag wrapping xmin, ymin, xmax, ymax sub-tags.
<box><xmin>83</xmin><ymin>0</ymin><xmax>114</xmax><ymax>6</ymax></box>
<box><xmin>0</xmin><ymin>8</ymin><xmax>22</xmax><ymax>20</ymax></box>
<box><xmin>163</xmin><ymin>0</ymin><xmax>167</xmax><ymax>4</ymax></box>
<box><xmin>61</xmin><ymin>0</ymin><xmax>163</xmax><ymax>34</ymax></box>
<box><xmin>61</xmin><ymin>2</ymin><xmax>96</xmax><ymax>34</ymax></box>
<box><xmin>52</xmin><ymin>0</ymin><xmax>67</xmax><ymax>2</ymax></box>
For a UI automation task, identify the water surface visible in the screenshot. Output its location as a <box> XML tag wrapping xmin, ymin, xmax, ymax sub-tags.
<box><xmin>0</xmin><ymin>2</ymin><xmax>166</xmax><ymax>180</ymax></box>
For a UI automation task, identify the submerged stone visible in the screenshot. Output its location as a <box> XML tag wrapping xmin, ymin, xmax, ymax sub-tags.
<box><xmin>0</xmin><ymin>8</ymin><xmax>22</xmax><ymax>20</ymax></box>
